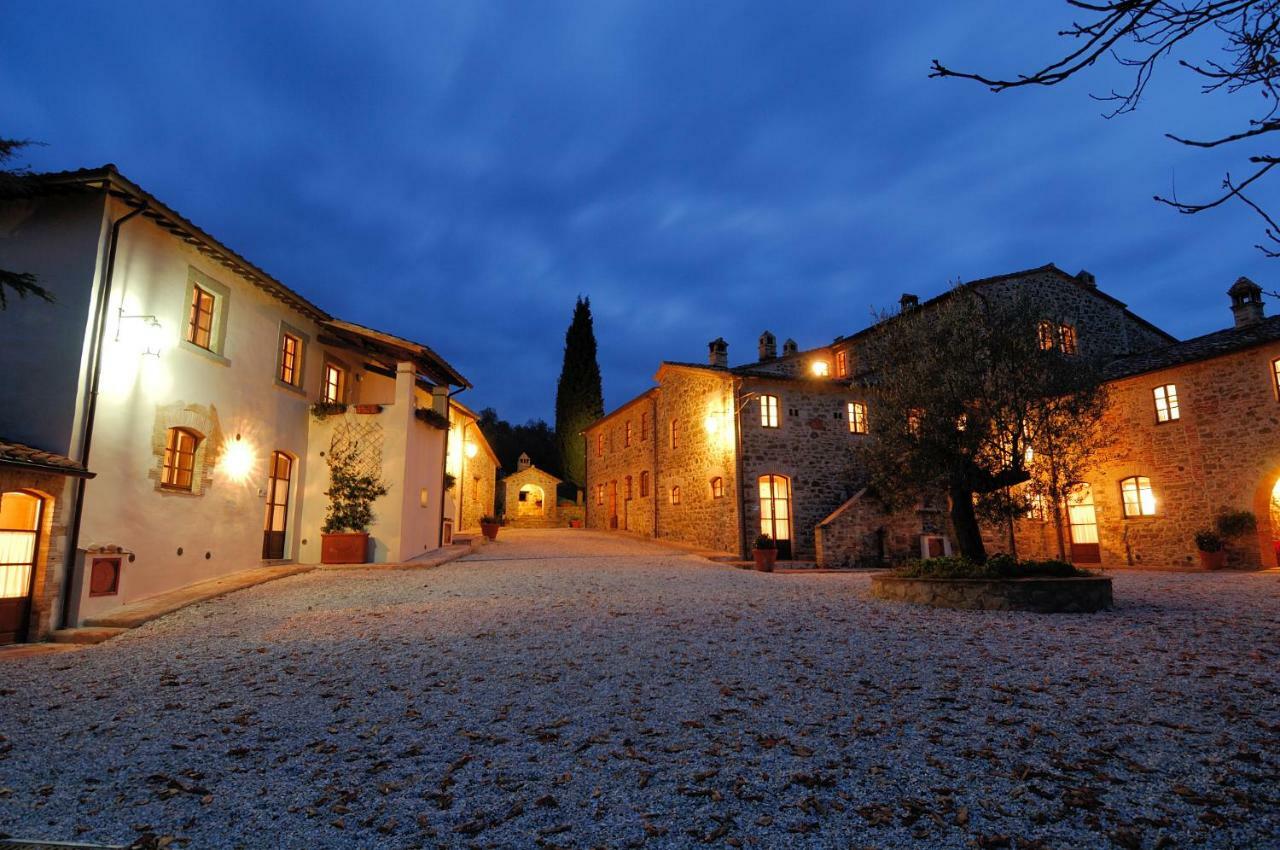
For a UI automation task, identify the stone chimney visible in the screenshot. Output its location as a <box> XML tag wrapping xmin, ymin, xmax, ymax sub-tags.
<box><xmin>517</xmin><ymin>452</ymin><xmax>532</xmax><ymax>472</ymax></box>
<box><xmin>1076</xmin><ymin>269</ymin><xmax>1097</xmax><ymax>287</ymax></box>
<box><xmin>1229</xmin><ymin>276</ymin><xmax>1265</xmax><ymax>327</ymax></box>
<box><xmin>758</xmin><ymin>331</ymin><xmax>777</xmax><ymax>361</ymax></box>
<box><xmin>899</xmin><ymin>293</ymin><xmax>919</xmax><ymax>312</ymax></box>
<box><xmin>708</xmin><ymin>337</ymin><xmax>729</xmax><ymax>368</ymax></box>
<box><xmin>782</xmin><ymin>338</ymin><xmax>798</xmax><ymax>356</ymax></box>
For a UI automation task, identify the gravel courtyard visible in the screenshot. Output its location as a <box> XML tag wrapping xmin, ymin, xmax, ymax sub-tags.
<box><xmin>1</xmin><ymin>529</ymin><xmax>1278</xmax><ymax>849</ymax></box>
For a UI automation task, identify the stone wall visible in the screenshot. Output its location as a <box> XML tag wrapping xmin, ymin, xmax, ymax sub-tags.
<box><xmin>738</xmin><ymin>376</ymin><xmax>870</xmax><ymax>560</ymax></box>
<box><xmin>0</xmin><ymin>469</ymin><xmax>75</xmax><ymax>642</ymax></box>
<box><xmin>654</xmin><ymin>368</ymin><xmax>740</xmax><ymax>553</ymax></box>
<box><xmin>584</xmin><ymin>391</ymin><xmax>659</xmax><ymax>537</ymax></box>
<box><xmin>815</xmin><ymin>489</ymin><xmax>951</xmax><ymax>567</ymax></box>
<box><xmin>870</xmin><ymin>574</ymin><xmax>1114</xmax><ymax>613</ymax></box>
<box><xmin>502</xmin><ymin>466</ymin><xmax>564</xmax><ymax>528</ymax></box>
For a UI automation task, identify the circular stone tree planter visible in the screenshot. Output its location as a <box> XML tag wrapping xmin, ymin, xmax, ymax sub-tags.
<box><xmin>869</xmin><ymin>573</ymin><xmax>1113</xmax><ymax>613</ymax></box>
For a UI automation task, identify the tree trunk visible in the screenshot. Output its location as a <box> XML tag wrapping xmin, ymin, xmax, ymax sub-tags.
<box><xmin>948</xmin><ymin>480</ymin><xmax>987</xmax><ymax>563</ymax></box>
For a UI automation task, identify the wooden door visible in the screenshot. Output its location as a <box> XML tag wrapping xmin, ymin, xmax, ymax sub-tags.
<box><xmin>262</xmin><ymin>452</ymin><xmax>292</xmax><ymax>560</ymax></box>
<box><xmin>608</xmin><ymin>481</ymin><xmax>618</xmax><ymax>529</ymax></box>
<box><xmin>0</xmin><ymin>491</ymin><xmax>42</xmax><ymax>645</ymax></box>
<box><xmin>759</xmin><ymin>474</ymin><xmax>793</xmax><ymax>560</ymax></box>
<box><xmin>1067</xmin><ymin>483</ymin><xmax>1101</xmax><ymax>564</ymax></box>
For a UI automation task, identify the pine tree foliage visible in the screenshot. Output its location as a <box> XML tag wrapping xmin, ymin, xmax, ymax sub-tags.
<box><xmin>0</xmin><ymin>137</ymin><xmax>54</xmax><ymax>308</ymax></box>
<box><xmin>554</xmin><ymin>296</ymin><xmax>604</xmax><ymax>486</ymax></box>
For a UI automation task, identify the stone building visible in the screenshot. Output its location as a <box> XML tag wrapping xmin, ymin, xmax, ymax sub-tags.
<box><xmin>585</xmin><ymin>264</ymin><xmax>1280</xmax><ymax>569</ymax></box>
<box><xmin>501</xmin><ymin>454</ymin><xmax>566</xmax><ymax>528</ymax></box>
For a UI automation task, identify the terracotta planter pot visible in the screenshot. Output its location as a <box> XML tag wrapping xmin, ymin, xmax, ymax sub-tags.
<box><xmin>321</xmin><ymin>532</ymin><xmax>369</xmax><ymax>564</ymax></box>
<box><xmin>481</xmin><ymin>522</ymin><xmax>500</xmax><ymax>541</ymax></box>
<box><xmin>753</xmin><ymin>548</ymin><xmax>777</xmax><ymax>572</ymax></box>
<box><xmin>569</xmin><ymin>519</ymin><xmax>583</xmax><ymax>529</ymax></box>
<box><xmin>1198</xmin><ymin>549</ymin><xmax>1226</xmax><ymax>571</ymax></box>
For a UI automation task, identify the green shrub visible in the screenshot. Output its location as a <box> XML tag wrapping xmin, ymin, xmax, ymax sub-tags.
<box><xmin>1214</xmin><ymin>510</ymin><xmax>1257</xmax><ymax>539</ymax></box>
<box><xmin>754</xmin><ymin>534</ymin><xmax>776</xmax><ymax>550</ymax></box>
<box><xmin>1194</xmin><ymin>529</ymin><xmax>1224</xmax><ymax>552</ymax></box>
<box><xmin>893</xmin><ymin>555</ymin><xmax>1090</xmax><ymax>579</ymax></box>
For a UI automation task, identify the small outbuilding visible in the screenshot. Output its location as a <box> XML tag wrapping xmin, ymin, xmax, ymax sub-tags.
<box><xmin>502</xmin><ymin>454</ymin><xmax>566</xmax><ymax>528</ymax></box>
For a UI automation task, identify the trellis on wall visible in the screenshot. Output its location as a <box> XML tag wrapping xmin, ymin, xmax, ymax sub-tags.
<box><xmin>330</xmin><ymin>420</ymin><xmax>384</xmax><ymax>480</ymax></box>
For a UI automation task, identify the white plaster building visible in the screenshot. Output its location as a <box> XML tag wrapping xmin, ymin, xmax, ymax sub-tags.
<box><xmin>0</xmin><ymin>165</ymin><xmax>486</xmax><ymax>642</ymax></box>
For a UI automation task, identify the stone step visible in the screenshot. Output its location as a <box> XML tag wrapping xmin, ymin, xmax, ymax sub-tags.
<box><xmin>50</xmin><ymin>627</ymin><xmax>129</xmax><ymax>645</ymax></box>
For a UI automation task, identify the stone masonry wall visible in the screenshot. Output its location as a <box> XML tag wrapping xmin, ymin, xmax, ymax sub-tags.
<box><xmin>502</xmin><ymin>466</ymin><xmax>563</xmax><ymax>528</ymax></box>
<box><xmin>815</xmin><ymin>489</ymin><xmax>950</xmax><ymax>567</ymax></box>
<box><xmin>584</xmin><ymin>391</ymin><xmax>658</xmax><ymax>537</ymax></box>
<box><xmin>654</xmin><ymin>369</ymin><xmax>740</xmax><ymax>553</ymax></box>
<box><xmin>0</xmin><ymin>469</ymin><xmax>74</xmax><ymax>641</ymax></box>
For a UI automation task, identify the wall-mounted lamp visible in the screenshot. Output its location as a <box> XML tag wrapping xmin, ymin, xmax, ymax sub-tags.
<box><xmin>464</xmin><ymin>441</ymin><xmax>478</xmax><ymax>459</ymax></box>
<box><xmin>116</xmin><ymin>308</ymin><xmax>165</xmax><ymax>357</ymax></box>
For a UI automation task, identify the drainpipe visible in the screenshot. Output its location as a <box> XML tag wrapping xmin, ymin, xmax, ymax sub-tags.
<box><xmin>60</xmin><ymin>198</ymin><xmax>147</xmax><ymax>630</ymax></box>
<box><xmin>582</xmin><ymin>430</ymin><xmax>589</xmax><ymax>528</ymax></box>
<box><xmin>650</xmin><ymin>394</ymin><xmax>659</xmax><ymax>538</ymax></box>
<box><xmin>437</xmin><ymin>386</ymin><xmax>465</xmax><ymax>548</ymax></box>
<box><xmin>732</xmin><ymin>378</ymin><xmax>748</xmax><ymax>559</ymax></box>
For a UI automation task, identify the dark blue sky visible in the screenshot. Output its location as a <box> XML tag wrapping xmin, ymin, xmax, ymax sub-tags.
<box><xmin>2</xmin><ymin>2</ymin><xmax>1270</xmax><ymax>421</ymax></box>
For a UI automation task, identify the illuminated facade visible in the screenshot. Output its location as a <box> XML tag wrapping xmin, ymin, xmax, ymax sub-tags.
<box><xmin>0</xmin><ymin>166</ymin><xmax>488</xmax><ymax>641</ymax></box>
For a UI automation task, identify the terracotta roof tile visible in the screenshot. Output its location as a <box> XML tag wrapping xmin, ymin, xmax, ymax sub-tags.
<box><xmin>0</xmin><ymin>440</ymin><xmax>94</xmax><ymax>477</ymax></box>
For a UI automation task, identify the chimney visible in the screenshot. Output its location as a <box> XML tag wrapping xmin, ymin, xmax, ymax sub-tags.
<box><xmin>1229</xmin><ymin>276</ymin><xmax>1265</xmax><ymax>327</ymax></box>
<box><xmin>1076</xmin><ymin>269</ymin><xmax>1097</xmax><ymax>287</ymax></box>
<box><xmin>708</xmin><ymin>337</ymin><xmax>728</xmax><ymax>368</ymax></box>
<box><xmin>782</xmin><ymin>338</ymin><xmax>798</xmax><ymax>356</ymax></box>
<box><xmin>758</xmin><ymin>331</ymin><xmax>777</xmax><ymax>361</ymax></box>
<box><xmin>517</xmin><ymin>452</ymin><xmax>532</xmax><ymax>472</ymax></box>
<box><xmin>899</xmin><ymin>293</ymin><xmax>919</xmax><ymax>312</ymax></box>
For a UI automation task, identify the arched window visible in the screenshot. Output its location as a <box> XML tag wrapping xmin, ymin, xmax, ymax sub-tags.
<box><xmin>639</xmin><ymin>471</ymin><xmax>650</xmax><ymax>497</ymax></box>
<box><xmin>161</xmin><ymin>428</ymin><xmax>201</xmax><ymax>491</ymax></box>
<box><xmin>625</xmin><ymin>475</ymin><xmax>633</xmax><ymax>500</ymax></box>
<box><xmin>1120</xmin><ymin>476</ymin><xmax>1156</xmax><ymax>517</ymax></box>
<box><xmin>711</xmin><ymin>477</ymin><xmax>724</xmax><ymax>499</ymax></box>
<box><xmin>670</xmin><ymin>486</ymin><xmax>681</xmax><ymax>505</ymax></box>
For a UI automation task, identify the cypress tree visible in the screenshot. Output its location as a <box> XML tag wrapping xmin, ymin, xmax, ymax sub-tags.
<box><xmin>554</xmin><ymin>296</ymin><xmax>604</xmax><ymax>486</ymax></box>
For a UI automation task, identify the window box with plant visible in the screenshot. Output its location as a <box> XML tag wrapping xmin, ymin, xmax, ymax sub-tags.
<box><xmin>310</xmin><ymin>401</ymin><xmax>348</xmax><ymax>421</ymax></box>
<box><xmin>415</xmin><ymin>407</ymin><xmax>451</xmax><ymax>430</ymax></box>
<box><xmin>320</xmin><ymin>440</ymin><xmax>388</xmax><ymax>564</ymax></box>
<box><xmin>480</xmin><ymin>514</ymin><xmax>500</xmax><ymax>541</ymax></box>
<box><xmin>753</xmin><ymin>533</ymin><xmax>778</xmax><ymax>572</ymax></box>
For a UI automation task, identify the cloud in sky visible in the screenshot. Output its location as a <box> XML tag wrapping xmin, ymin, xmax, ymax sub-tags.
<box><xmin>2</xmin><ymin>1</ymin><xmax>1270</xmax><ymax>421</ymax></box>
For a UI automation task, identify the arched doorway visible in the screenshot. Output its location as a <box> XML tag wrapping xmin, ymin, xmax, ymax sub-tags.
<box><xmin>758</xmin><ymin>474</ymin><xmax>793</xmax><ymax>560</ymax></box>
<box><xmin>517</xmin><ymin>484</ymin><xmax>545</xmax><ymax>518</ymax></box>
<box><xmin>1250</xmin><ymin>474</ymin><xmax>1280</xmax><ymax>568</ymax></box>
<box><xmin>0</xmin><ymin>490</ymin><xmax>44</xmax><ymax>645</ymax></box>
<box><xmin>262</xmin><ymin>451</ymin><xmax>294</xmax><ymax>560</ymax></box>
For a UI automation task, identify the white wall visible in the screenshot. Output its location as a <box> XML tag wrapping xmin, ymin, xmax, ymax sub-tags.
<box><xmin>0</xmin><ymin>193</ymin><xmax>107</xmax><ymax>455</ymax></box>
<box><xmin>73</xmin><ymin>195</ymin><xmax>323</xmax><ymax>620</ymax></box>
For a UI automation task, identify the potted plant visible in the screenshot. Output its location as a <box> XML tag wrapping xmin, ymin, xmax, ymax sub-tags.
<box><xmin>320</xmin><ymin>440</ymin><xmax>388</xmax><ymax>564</ymax></box>
<box><xmin>753</xmin><ymin>533</ymin><xmax>778</xmax><ymax>572</ymax></box>
<box><xmin>480</xmin><ymin>515</ymin><xmax>500</xmax><ymax>541</ymax></box>
<box><xmin>1194</xmin><ymin>529</ymin><xmax>1225</xmax><ymax>571</ymax></box>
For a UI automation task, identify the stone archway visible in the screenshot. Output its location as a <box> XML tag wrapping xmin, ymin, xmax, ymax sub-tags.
<box><xmin>1250</xmin><ymin>472</ymin><xmax>1280</xmax><ymax>569</ymax></box>
<box><xmin>0</xmin><ymin>488</ymin><xmax>51</xmax><ymax>645</ymax></box>
<box><xmin>517</xmin><ymin>484</ymin><xmax>546</xmax><ymax>518</ymax></box>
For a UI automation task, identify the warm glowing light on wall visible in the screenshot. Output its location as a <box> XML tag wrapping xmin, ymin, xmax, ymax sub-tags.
<box><xmin>811</xmin><ymin>360</ymin><xmax>830</xmax><ymax>377</ymax></box>
<box><xmin>219</xmin><ymin>434</ymin><xmax>256</xmax><ymax>482</ymax></box>
<box><xmin>116</xmin><ymin>308</ymin><xmax>165</xmax><ymax>357</ymax></box>
<box><xmin>464</xmin><ymin>441</ymin><xmax>478</xmax><ymax>459</ymax></box>
<box><xmin>704</xmin><ymin>414</ymin><xmax>721</xmax><ymax>435</ymax></box>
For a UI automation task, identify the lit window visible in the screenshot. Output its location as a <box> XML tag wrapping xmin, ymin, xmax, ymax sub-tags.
<box><xmin>670</xmin><ymin>486</ymin><xmax>681</xmax><ymax>505</ymax></box>
<box><xmin>1037</xmin><ymin>320</ymin><xmax>1056</xmax><ymax>351</ymax></box>
<box><xmin>1059</xmin><ymin>324</ymin><xmax>1078</xmax><ymax>355</ymax></box>
<box><xmin>1153</xmin><ymin>384</ymin><xmax>1180</xmax><ymax>423</ymax></box>
<box><xmin>640</xmin><ymin>471</ymin><xmax>650</xmax><ymax>497</ymax></box>
<box><xmin>187</xmin><ymin>285</ymin><xmax>216</xmax><ymax>350</ymax></box>
<box><xmin>760</xmin><ymin>395</ymin><xmax>779</xmax><ymax>428</ymax></box>
<box><xmin>625</xmin><ymin>421</ymin><xmax>633</xmax><ymax>447</ymax></box>
<box><xmin>322</xmin><ymin>364</ymin><xmax>345</xmax><ymax>404</ymax></box>
<box><xmin>1273</xmin><ymin>359</ymin><xmax>1280</xmax><ymax>398</ymax></box>
<box><xmin>811</xmin><ymin>360</ymin><xmax>830</xmax><ymax>377</ymax></box>
<box><xmin>835</xmin><ymin>350</ymin><xmax>848</xmax><ymax>377</ymax></box>
<box><xmin>1120</xmin><ymin>476</ymin><xmax>1156</xmax><ymax>517</ymax></box>
<box><xmin>907</xmin><ymin>408</ymin><xmax>923</xmax><ymax>436</ymax></box>
<box><xmin>847</xmin><ymin>401</ymin><xmax>867</xmax><ymax>434</ymax></box>
<box><xmin>625</xmin><ymin>475</ymin><xmax>633</xmax><ymax>499</ymax></box>
<box><xmin>711</xmin><ymin>477</ymin><xmax>724</xmax><ymax>498</ymax></box>
<box><xmin>278</xmin><ymin>332</ymin><xmax>301</xmax><ymax>385</ymax></box>
<box><xmin>596</xmin><ymin>432</ymin><xmax>604</xmax><ymax>457</ymax></box>
<box><xmin>596</xmin><ymin>484</ymin><xmax>604</xmax><ymax>505</ymax></box>
<box><xmin>670</xmin><ymin>419</ymin><xmax>679</xmax><ymax>449</ymax></box>
<box><xmin>1025</xmin><ymin>493</ymin><xmax>1047</xmax><ymax>522</ymax></box>
<box><xmin>161</xmin><ymin>428</ymin><xmax>200</xmax><ymax>491</ymax></box>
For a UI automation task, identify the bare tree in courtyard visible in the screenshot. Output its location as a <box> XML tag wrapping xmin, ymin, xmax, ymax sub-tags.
<box><xmin>859</xmin><ymin>289</ymin><xmax>1110</xmax><ymax>563</ymax></box>
<box><xmin>931</xmin><ymin>1</ymin><xmax>1280</xmax><ymax>258</ymax></box>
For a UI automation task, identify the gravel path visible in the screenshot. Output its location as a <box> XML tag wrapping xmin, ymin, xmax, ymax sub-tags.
<box><xmin>1</xmin><ymin>528</ymin><xmax>1278</xmax><ymax>849</ymax></box>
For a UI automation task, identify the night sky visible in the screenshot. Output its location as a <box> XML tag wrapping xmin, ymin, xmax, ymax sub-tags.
<box><xmin>2</xmin><ymin>2</ymin><xmax>1270</xmax><ymax>422</ymax></box>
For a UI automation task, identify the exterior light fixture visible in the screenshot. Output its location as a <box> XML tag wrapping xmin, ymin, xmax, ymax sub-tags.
<box><xmin>116</xmin><ymin>308</ymin><xmax>165</xmax><ymax>357</ymax></box>
<box><xmin>704</xmin><ymin>414</ymin><xmax>720</xmax><ymax>435</ymax></box>
<box><xmin>811</xmin><ymin>360</ymin><xmax>830</xmax><ymax>377</ymax></box>
<box><xmin>464</xmin><ymin>441</ymin><xmax>478</xmax><ymax>459</ymax></box>
<box><xmin>220</xmin><ymin>433</ymin><xmax>256</xmax><ymax>483</ymax></box>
